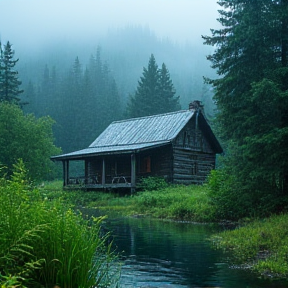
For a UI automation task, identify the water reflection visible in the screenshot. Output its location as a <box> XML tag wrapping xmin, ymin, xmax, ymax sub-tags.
<box><xmin>82</xmin><ymin>209</ymin><xmax>288</xmax><ymax>288</ymax></box>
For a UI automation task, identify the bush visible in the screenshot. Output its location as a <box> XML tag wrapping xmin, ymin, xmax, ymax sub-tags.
<box><xmin>207</xmin><ymin>167</ymin><xmax>288</xmax><ymax>221</ymax></box>
<box><xmin>0</xmin><ymin>102</ymin><xmax>61</xmax><ymax>181</ymax></box>
<box><xmin>138</xmin><ymin>176</ymin><xmax>169</xmax><ymax>191</ymax></box>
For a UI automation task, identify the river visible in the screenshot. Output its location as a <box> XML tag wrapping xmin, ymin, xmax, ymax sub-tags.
<box><xmin>83</xmin><ymin>209</ymin><xmax>288</xmax><ymax>288</ymax></box>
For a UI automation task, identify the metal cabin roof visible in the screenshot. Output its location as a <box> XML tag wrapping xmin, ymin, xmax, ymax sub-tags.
<box><xmin>51</xmin><ymin>109</ymin><xmax>195</xmax><ymax>160</ymax></box>
<box><xmin>89</xmin><ymin>109</ymin><xmax>194</xmax><ymax>147</ymax></box>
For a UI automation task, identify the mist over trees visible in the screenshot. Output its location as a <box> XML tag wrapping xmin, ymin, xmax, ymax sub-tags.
<box><xmin>23</xmin><ymin>48</ymin><xmax>122</xmax><ymax>153</ymax></box>
<box><xmin>18</xmin><ymin>26</ymin><xmax>216</xmax><ymax>153</ymax></box>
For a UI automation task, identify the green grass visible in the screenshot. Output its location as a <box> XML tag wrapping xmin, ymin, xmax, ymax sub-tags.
<box><xmin>211</xmin><ymin>214</ymin><xmax>288</xmax><ymax>278</ymax></box>
<box><xmin>41</xmin><ymin>181</ymin><xmax>215</xmax><ymax>222</ymax></box>
<box><xmin>0</xmin><ymin>163</ymin><xmax>119</xmax><ymax>288</ymax></box>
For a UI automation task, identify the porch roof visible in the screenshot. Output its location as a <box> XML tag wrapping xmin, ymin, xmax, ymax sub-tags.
<box><xmin>51</xmin><ymin>140</ymin><xmax>171</xmax><ymax>160</ymax></box>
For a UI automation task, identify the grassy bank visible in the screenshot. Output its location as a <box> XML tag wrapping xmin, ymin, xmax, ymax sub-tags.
<box><xmin>42</xmin><ymin>180</ymin><xmax>215</xmax><ymax>222</ymax></box>
<box><xmin>211</xmin><ymin>214</ymin><xmax>288</xmax><ymax>279</ymax></box>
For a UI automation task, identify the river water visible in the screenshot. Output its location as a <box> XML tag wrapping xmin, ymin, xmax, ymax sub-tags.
<box><xmin>84</xmin><ymin>209</ymin><xmax>288</xmax><ymax>288</ymax></box>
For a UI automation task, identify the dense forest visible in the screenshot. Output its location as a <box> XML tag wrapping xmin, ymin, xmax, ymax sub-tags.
<box><xmin>16</xmin><ymin>26</ymin><xmax>216</xmax><ymax>153</ymax></box>
<box><xmin>203</xmin><ymin>0</ymin><xmax>288</xmax><ymax>219</ymax></box>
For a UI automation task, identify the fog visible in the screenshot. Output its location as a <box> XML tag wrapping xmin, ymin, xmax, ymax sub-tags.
<box><xmin>0</xmin><ymin>0</ymin><xmax>221</xmax><ymax>153</ymax></box>
<box><xmin>0</xmin><ymin>0</ymin><xmax>220</xmax><ymax>121</ymax></box>
<box><xmin>1</xmin><ymin>0</ymin><xmax>218</xmax><ymax>49</ymax></box>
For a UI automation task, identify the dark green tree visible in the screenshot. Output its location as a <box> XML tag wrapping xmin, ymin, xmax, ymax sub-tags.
<box><xmin>0</xmin><ymin>41</ymin><xmax>23</xmax><ymax>104</ymax></box>
<box><xmin>158</xmin><ymin>63</ymin><xmax>181</xmax><ymax>113</ymax></box>
<box><xmin>203</xmin><ymin>0</ymin><xmax>288</xmax><ymax>219</ymax></box>
<box><xmin>126</xmin><ymin>54</ymin><xmax>180</xmax><ymax>118</ymax></box>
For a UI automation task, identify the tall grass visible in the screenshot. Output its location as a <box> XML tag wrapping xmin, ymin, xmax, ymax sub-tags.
<box><xmin>50</xmin><ymin>182</ymin><xmax>215</xmax><ymax>222</ymax></box>
<box><xmin>0</xmin><ymin>160</ymin><xmax>119</xmax><ymax>288</ymax></box>
<box><xmin>134</xmin><ymin>184</ymin><xmax>215</xmax><ymax>221</ymax></box>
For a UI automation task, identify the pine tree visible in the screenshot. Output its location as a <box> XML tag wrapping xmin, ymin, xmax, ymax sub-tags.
<box><xmin>0</xmin><ymin>41</ymin><xmax>23</xmax><ymax>104</ymax></box>
<box><xmin>158</xmin><ymin>63</ymin><xmax>180</xmax><ymax>113</ymax></box>
<box><xmin>126</xmin><ymin>54</ymin><xmax>180</xmax><ymax>118</ymax></box>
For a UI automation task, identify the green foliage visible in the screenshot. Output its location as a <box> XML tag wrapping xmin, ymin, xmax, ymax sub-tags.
<box><xmin>126</xmin><ymin>54</ymin><xmax>180</xmax><ymax>118</ymax></box>
<box><xmin>138</xmin><ymin>176</ymin><xmax>169</xmax><ymax>191</ymax></box>
<box><xmin>134</xmin><ymin>185</ymin><xmax>215</xmax><ymax>222</ymax></box>
<box><xmin>207</xmin><ymin>155</ymin><xmax>288</xmax><ymax>220</ymax></box>
<box><xmin>58</xmin><ymin>182</ymin><xmax>215</xmax><ymax>222</ymax></box>
<box><xmin>0</xmin><ymin>102</ymin><xmax>61</xmax><ymax>181</ymax></box>
<box><xmin>203</xmin><ymin>0</ymin><xmax>288</xmax><ymax>219</ymax></box>
<box><xmin>211</xmin><ymin>214</ymin><xmax>288</xmax><ymax>278</ymax></box>
<box><xmin>0</xmin><ymin>162</ymin><xmax>119</xmax><ymax>288</ymax></box>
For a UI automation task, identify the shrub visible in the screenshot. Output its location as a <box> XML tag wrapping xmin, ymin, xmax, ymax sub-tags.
<box><xmin>138</xmin><ymin>176</ymin><xmax>168</xmax><ymax>191</ymax></box>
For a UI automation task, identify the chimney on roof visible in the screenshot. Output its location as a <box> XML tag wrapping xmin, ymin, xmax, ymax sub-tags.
<box><xmin>189</xmin><ymin>100</ymin><xmax>203</xmax><ymax>111</ymax></box>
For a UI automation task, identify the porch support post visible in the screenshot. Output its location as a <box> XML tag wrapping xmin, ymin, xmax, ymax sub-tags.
<box><xmin>101</xmin><ymin>158</ymin><xmax>106</xmax><ymax>186</ymax></box>
<box><xmin>131</xmin><ymin>153</ymin><xmax>136</xmax><ymax>194</ymax></box>
<box><xmin>85</xmin><ymin>160</ymin><xmax>88</xmax><ymax>184</ymax></box>
<box><xmin>63</xmin><ymin>160</ymin><xmax>69</xmax><ymax>187</ymax></box>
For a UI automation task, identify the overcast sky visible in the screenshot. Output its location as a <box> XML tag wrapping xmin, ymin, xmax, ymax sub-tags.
<box><xmin>0</xmin><ymin>0</ymin><xmax>219</xmax><ymax>50</ymax></box>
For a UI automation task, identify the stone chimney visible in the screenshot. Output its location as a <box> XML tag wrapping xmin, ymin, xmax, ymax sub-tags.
<box><xmin>189</xmin><ymin>100</ymin><xmax>203</xmax><ymax>111</ymax></box>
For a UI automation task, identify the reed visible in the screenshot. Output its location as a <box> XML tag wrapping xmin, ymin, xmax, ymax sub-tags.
<box><xmin>33</xmin><ymin>201</ymin><xmax>119</xmax><ymax>288</ymax></box>
<box><xmin>0</xmin><ymin>161</ymin><xmax>119</xmax><ymax>288</ymax></box>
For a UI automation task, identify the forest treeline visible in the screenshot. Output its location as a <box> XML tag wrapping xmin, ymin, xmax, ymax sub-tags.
<box><xmin>0</xmin><ymin>39</ymin><xmax>182</xmax><ymax>179</ymax></box>
<box><xmin>24</xmin><ymin>48</ymin><xmax>123</xmax><ymax>153</ymax></box>
<box><xmin>14</xmin><ymin>27</ymin><xmax>215</xmax><ymax>153</ymax></box>
<box><xmin>22</xmin><ymin>50</ymin><xmax>181</xmax><ymax>153</ymax></box>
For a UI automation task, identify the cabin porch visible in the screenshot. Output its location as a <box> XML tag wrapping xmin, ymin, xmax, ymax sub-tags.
<box><xmin>61</xmin><ymin>153</ymin><xmax>137</xmax><ymax>192</ymax></box>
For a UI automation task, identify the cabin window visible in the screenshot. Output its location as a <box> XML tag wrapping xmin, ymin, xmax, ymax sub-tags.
<box><xmin>141</xmin><ymin>156</ymin><xmax>151</xmax><ymax>173</ymax></box>
<box><xmin>144</xmin><ymin>156</ymin><xmax>151</xmax><ymax>172</ymax></box>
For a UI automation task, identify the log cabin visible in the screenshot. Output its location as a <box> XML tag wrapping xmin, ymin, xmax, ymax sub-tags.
<box><xmin>51</xmin><ymin>101</ymin><xmax>223</xmax><ymax>192</ymax></box>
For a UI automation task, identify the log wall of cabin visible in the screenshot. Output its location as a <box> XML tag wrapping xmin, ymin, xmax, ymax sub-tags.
<box><xmin>172</xmin><ymin>149</ymin><xmax>215</xmax><ymax>184</ymax></box>
<box><xmin>172</xmin><ymin>117</ymin><xmax>216</xmax><ymax>185</ymax></box>
<box><xmin>136</xmin><ymin>145</ymin><xmax>173</xmax><ymax>182</ymax></box>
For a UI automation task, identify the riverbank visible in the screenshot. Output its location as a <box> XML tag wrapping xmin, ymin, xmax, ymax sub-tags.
<box><xmin>211</xmin><ymin>214</ymin><xmax>288</xmax><ymax>279</ymax></box>
<box><xmin>42</xmin><ymin>180</ymin><xmax>215</xmax><ymax>222</ymax></box>
<box><xmin>42</xmin><ymin>180</ymin><xmax>288</xmax><ymax>280</ymax></box>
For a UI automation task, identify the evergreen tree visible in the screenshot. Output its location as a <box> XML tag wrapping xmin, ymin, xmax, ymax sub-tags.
<box><xmin>158</xmin><ymin>63</ymin><xmax>181</xmax><ymax>113</ymax></box>
<box><xmin>52</xmin><ymin>51</ymin><xmax>122</xmax><ymax>153</ymax></box>
<box><xmin>203</xmin><ymin>0</ymin><xmax>288</xmax><ymax>218</ymax></box>
<box><xmin>0</xmin><ymin>41</ymin><xmax>23</xmax><ymax>104</ymax></box>
<box><xmin>126</xmin><ymin>54</ymin><xmax>180</xmax><ymax>118</ymax></box>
